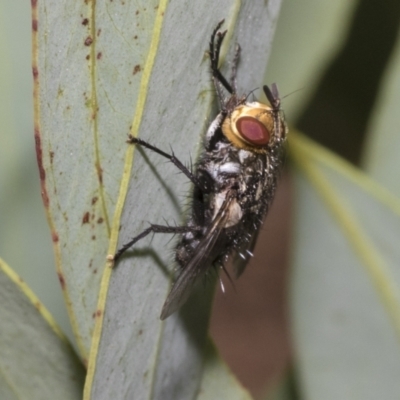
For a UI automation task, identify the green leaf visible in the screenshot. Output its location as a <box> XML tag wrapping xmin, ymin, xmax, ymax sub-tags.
<box><xmin>265</xmin><ymin>0</ymin><xmax>358</xmax><ymax>120</ymax></box>
<box><xmin>34</xmin><ymin>0</ymin><xmax>282</xmax><ymax>398</ymax></box>
<box><xmin>85</xmin><ymin>2</ymin><xmax>282</xmax><ymax>399</ymax></box>
<box><xmin>0</xmin><ymin>0</ymin><xmax>73</xmax><ymax>342</ymax></box>
<box><xmin>0</xmin><ymin>258</ymin><xmax>85</xmax><ymax>400</ymax></box>
<box><xmin>197</xmin><ymin>340</ymin><xmax>251</xmax><ymax>399</ymax></box>
<box><xmin>362</xmin><ymin>24</ymin><xmax>400</xmax><ymax>197</ymax></box>
<box><xmin>262</xmin><ymin>371</ymin><xmax>296</xmax><ymax>400</ymax></box>
<box><xmin>290</xmin><ymin>133</ymin><xmax>400</xmax><ymax>399</ymax></box>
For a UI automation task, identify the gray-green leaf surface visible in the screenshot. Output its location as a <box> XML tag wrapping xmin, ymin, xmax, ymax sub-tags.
<box><xmin>0</xmin><ymin>258</ymin><xmax>85</xmax><ymax>400</ymax></box>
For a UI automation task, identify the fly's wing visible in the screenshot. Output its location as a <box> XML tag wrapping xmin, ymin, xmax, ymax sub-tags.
<box><xmin>160</xmin><ymin>191</ymin><xmax>235</xmax><ymax>320</ymax></box>
<box><xmin>231</xmin><ymin>227</ymin><xmax>260</xmax><ymax>278</ymax></box>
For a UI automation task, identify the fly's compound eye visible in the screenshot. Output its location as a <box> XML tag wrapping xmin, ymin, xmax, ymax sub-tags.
<box><xmin>235</xmin><ymin>116</ymin><xmax>270</xmax><ymax>145</ymax></box>
<box><xmin>222</xmin><ymin>101</ymin><xmax>281</xmax><ymax>152</ymax></box>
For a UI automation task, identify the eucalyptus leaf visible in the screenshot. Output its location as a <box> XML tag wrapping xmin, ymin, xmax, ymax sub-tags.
<box><xmin>34</xmin><ymin>0</ymin><xmax>283</xmax><ymax>397</ymax></box>
<box><xmin>362</xmin><ymin>27</ymin><xmax>400</xmax><ymax>197</ymax></box>
<box><xmin>196</xmin><ymin>340</ymin><xmax>252</xmax><ymax>400</ymax></box>
<box><xmin>86</xmin><ymin>1</ymin><xmax>282</xmax><ymax>398</ymax></box>
<box><xmin>290</xmin><ymin>133</ymin><xmax>400</xmax><ymax>399</ymax></box>
<box><xmin>262</xmin><ymin>371</ymin><xmax>295</xmax><ymax>400</ymax></box>
<box><xmin>0</xmin><ymin>258</ymin><xmax>85</xmax><ymax>400</ymax></box>
<box><xmin>264</xmin><ymin>0</ymin><xmax>358</xmax><ymax>121</ymax></box>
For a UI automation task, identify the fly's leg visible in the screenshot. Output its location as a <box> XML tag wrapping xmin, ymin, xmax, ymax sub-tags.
<box><xmin>114</xmin><ymin>224</ymin><xmax>199</xmax><ymax>262</ymax></box>
<box><xmin>209</xmin><ymin>20</ymin><xmax>233</xmax><ymax>107</ymax></box>
<box><xmin>127</xmin><ymin>135</ymin><xmax>211</xmax><ymax>193</ymax></box>
<box><xmin>230</xmin><ymin>43</ymin><xmax>241</xmax><ymax>94</ymax></box>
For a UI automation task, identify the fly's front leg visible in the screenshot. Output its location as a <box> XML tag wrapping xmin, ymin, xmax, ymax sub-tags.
<box><xmin>114</xmin><ymin>224</ymin><xmax>199</xmax><ymax>262</ymax></box>
<box><xmin>209</xmin><ymin>20</ymin><xmax>233</xmax><ymax>107</ymax></box>
<box><xmin>230</xmin><ymin>43</ymin><xmax>241</xmax><ymax>94</ymax></box>
<box><xmin>127</xmin><ymin>135</ymin><xmax>211</xmax><ymax>193</ymax></box>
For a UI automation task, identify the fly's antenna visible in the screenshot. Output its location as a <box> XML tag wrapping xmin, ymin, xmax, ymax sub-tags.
<box><xmin>264</xmin><ymin>84</ymin><xmax>304</xmax><ymax>109</ymax></box>
<box><xmin>245</xmin><ymin>87</ymin><xmax>260</xmax><ymax>102</ymax></box>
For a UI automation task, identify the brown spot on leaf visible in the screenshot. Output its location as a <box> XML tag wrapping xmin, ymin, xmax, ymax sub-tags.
<box><xmin>84</xmin><ymin>36</ymin><xmax>93</xmax><ymax>46</ymax></box>
<box><xmin>96</xmin><ymin>162</ymin><xmax>103</xmax><ymax>184</ymax></box>
<box><xmin>82</xmin><ymin>212</ymin><xmax>90</xmax><ymax>224</ymax></box>
<box><xmin>97</xmin><ymin>217</ymin><xmax>104</xmax><ymax>224</ymax></box>
<box><xmin>32</xmin><ymin>19</ymin><xmax>38</xmax><ymax>31</ymax></box>
<box><xmin>97</xmin><ymin>52</ymin><xmax>102</xmax><ymax>60</ymax></box>
<box><xmin>58</xmin><ymin>272</ymin><xmax>66</xmax><ymax>289</ymax></box>
<box><xmin>91</xmin><ymin>235</ymin><xmax>96</xmax><ymax>240</ymax></box>
<box><xmin>86</xmin><ymin>55</ymin><xmax>90</xmax><ymax>60</ymax></box>
<box><xmin>97</xmin><ymin>28</ymin><xmax>101</xmax><ymax>37</ymax></box>
<box><xmin>34</xmin><ymin>131</ymin><xmax>45</xmax><ymax>180</ymax></box>
<box><xmin>32</xmin><ymin>67</ymin><xmax>38</xmax><ymax>79</ymax></box>
<box><xmin>134</xmin><ymin>35</ymin><xmax>138</xmax><ymax>39</ymax></box>
<box><xmin>31</xmin><ymin>0</ymin><xmax>38</xmax><ymax>7</ymax></box>
<box><xmin>93</xmin><ymin>268</ymin><xmax>97</xmax><ymax>274</ymax></box>
<box><xmin>41</xmin><ymin>189</ymin><xmax>49</xmax><ymax>209</ymax></box>
<box><xmin>49</xmin><ymin>151</ymin><xmax>55</xmax><ymax>164</ymax></box>
<box><xmin>52</xmin><ymin>232</ymin><xmax>59</xmax><ymax>242</ymax></box>
<box><xmin>34</xmin><ymin>129</ymin><xmax>50</xmax><ymax>208</ymax></box>
<box><xmin>82</xmin><ymin>18</ymin><xmax>89</xmax><ymax>26</ymax></box>
<box><xmin>133</xmin><ymin>64</ymin><xmax>141</xmax><ymax>75</ymax></box>
<box><xmin>136</xmin><ymin>10</ymin><xmax>139</xmax><ymax>15</ymax></box>
<box><xmin>96</xmin><ymin>309</ymin><xmax>102</xmax><ymax>317</ymax></box>
<box><xmin>91</xmin><ymin>196</ymin><xmax>98</xmax><ymax>205</ymax></box>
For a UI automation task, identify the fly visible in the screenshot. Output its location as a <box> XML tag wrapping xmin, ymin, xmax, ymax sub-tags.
<box><xmin>114</xmin><ymin>20</ymin><xmax>288</xmax><ymax>320</ymax></box>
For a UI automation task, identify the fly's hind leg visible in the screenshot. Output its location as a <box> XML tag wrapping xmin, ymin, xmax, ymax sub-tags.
<box><xmin>114</xmin><ymin>224</ymin><xmax>198</xmax><ymax>262</ymax></box>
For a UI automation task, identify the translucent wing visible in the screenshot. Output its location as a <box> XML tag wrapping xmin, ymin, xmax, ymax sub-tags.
<box><xmin>160</xmin><ymin>191</ymin><xmax>235</xmax><ymax>320</ymax></box>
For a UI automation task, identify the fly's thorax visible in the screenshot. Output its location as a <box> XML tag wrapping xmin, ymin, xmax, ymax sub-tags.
<box><xmin>222</xmin><ymin>101</ymin><xmax>287</xmax><ymax>153</ymax></box>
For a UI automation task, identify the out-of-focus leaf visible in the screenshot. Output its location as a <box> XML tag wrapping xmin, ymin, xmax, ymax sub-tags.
<box><xmin>290</xmin><ymin>132</ymin><xmax>400</xmax><ymax>399</ymax></box>
<box><xmin>362</xmin><ymin>28</ymin><xmax>400</xmax><ymax>196</ymax></box>
<box><xmin>265</xmin><ymin>0</ymin><xmax>358</xmax><ymax>120</ymax></box>
<box><xmin>262</xmin><ymin>371</ymin><xmax>296</xmax><ymax>400</ymax></box>
<box><xmin>196</xmin><ymin>340</ymin><xmax>251</xmax><ymax>399</ymax></box>
<box><xmin>0</xmin><ymin>258</ymin><xmax>85</xmax><ymax>400</ymax></box>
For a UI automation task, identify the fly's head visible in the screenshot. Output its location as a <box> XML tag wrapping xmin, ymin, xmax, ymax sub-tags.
<box><xmin>221</xmin><ymin>84</ymin><xmax>288</xmax><ymax>154</ymax></box>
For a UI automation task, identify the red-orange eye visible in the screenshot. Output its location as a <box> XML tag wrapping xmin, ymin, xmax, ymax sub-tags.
<box><xmin>236</xmin><ymin>116</ymin><xmax>270</xmax><ymax>145</ymax></box>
